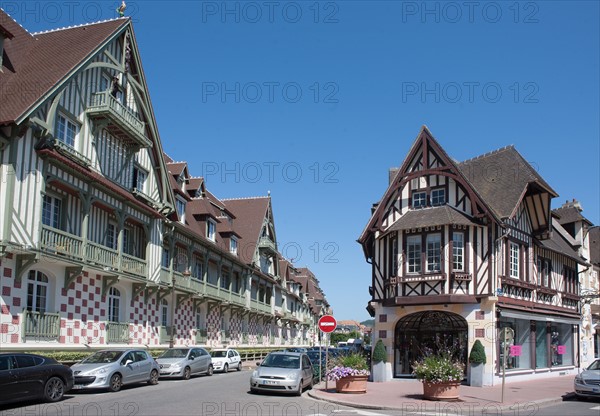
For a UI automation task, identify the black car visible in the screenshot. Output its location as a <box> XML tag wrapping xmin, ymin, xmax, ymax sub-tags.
<box><xmin>0</xmin><ymin>353</ymin><xmax>74</xmax><ymax>405</ymax></box>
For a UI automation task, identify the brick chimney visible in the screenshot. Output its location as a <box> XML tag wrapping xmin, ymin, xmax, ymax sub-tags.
<box><xmin>561</xmin><ymin>198</ymin><xmax>583</xmax><ymax>212</ymax></box>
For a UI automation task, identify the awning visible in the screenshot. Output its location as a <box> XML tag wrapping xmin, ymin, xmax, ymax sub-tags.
<box><xmin>500</xmin><ymin>309</ymin><xmax>581</xmax><ymax>325</ymax></box>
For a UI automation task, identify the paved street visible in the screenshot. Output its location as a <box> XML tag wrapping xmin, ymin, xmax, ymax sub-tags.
<box><xmin>1</xmin><ymin>369</ymin><xmax>600</xmax><ymax>416</ymax></box>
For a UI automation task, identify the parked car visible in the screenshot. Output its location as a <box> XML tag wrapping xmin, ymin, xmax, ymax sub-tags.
<box><xmin>574</xmin><ymin>358</ymin><xmax>600</xmax><ymax>399</ymax></box>
<box><xmin>71</xmin><ymin>349</ymin><xmax>159</xmax><ymax>392</ymax></box>
<box><xmin>156</xmin><ymin>347</ymin><xmax>213</xmax><ymax>379</ymax></box>
<box><xmin>250</xmin><ymin>351</ymin><xmax>313</xmax><ymax>396</ymax></box>
<box><xmin>210</xmin><ymin>348</ymin><xmax>242</xmax><ymax>373</ymax></box>
<box><xmin>0</xmin><ymin>353</ymin><xmax>74</xmax><ymax>405</ymax></box>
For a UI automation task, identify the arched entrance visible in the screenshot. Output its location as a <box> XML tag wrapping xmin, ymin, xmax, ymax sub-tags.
<box><xmin>394</xmin><ymin>310</ymin><xmax>468</xmax><ymax>377</ymax></box>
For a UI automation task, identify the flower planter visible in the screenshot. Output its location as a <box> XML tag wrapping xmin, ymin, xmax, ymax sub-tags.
<box><xmin>335</xmin><ymin>375</ymin><xmax>368</xmax><ymax>394</ymax></box>
<box><xmin>422</xmin><ymin>381</ymin><xmax>460</xmax><ymax>401</ymax></box>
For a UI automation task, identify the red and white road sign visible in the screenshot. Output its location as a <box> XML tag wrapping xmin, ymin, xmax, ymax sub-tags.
<box><xmin>318</xmin><ymin>315</ymin><xmax>337</xmax><ymax>333</ymax></box>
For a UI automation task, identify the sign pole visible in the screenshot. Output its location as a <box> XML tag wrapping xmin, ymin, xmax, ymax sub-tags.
<box><xmin>318</xmin><ymin>315</ymin><xmax>337</xmax><ymax>391</ymax></box>
<box><xmin>325</xmin><ymin>332</ymin><xmax>329</xmax><ymax>391</ymax></box>
<box><xmin>501</xmin><ymin>328</ymin><xmax>506</xmax><ymax>403</ymax></box>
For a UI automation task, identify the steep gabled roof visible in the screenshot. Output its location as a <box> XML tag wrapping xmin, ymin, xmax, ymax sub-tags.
<box><xmin>0</xmin><ymin>9</ymin><xmax>128</xmax><ymax>124</ymax></box>
<box><xmin>538</xmin><ymin>222</ymin><xmax>587</xmax><ymax>265</ymax></box>
<box><xmin>457</xmin><ymin>146</ymin><xmax>557</xmax><ymax>219</ymax></box>
<box><xmin>553</xmin><ymin>204</ymin><xmax>593</xmax><ymax>227</ymax></box>
<box><xmin>222</xmin><ymin>197</ymin><xmax>270</xmax><ymax>264</ymax></box>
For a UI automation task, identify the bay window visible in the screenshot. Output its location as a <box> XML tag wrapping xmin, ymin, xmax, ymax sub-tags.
<box><xmin>426</xmin><ymin>234</ymin><xmax>441</xmax><ymax>272</ymax></box>
<box><xmin>452</xmin><ymin>232</ymin><xmax>464</xmax><ymax>271</ymax></box>
<box><xmin>406</xmin><ymin>236</ymin><xmax>421</xmax><ymax>274</ymax></box>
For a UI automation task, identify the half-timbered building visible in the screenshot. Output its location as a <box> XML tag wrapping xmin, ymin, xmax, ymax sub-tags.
<box><xmin>359</xmin><ymin>126</ymin><xmax>590</xmax><ymax>384</ymax></box>
<box><xmin>0</xmin><ymin>10</ymin><xmax>324</xmax><ymax>350</ymax></box>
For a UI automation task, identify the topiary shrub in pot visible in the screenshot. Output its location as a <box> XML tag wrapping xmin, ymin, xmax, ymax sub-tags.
<box><xmin>468</xmin><ymin>340</ymin><xmax>486</xmax><ymax>387</ymax></box>
<box><xmin>371</xmin><ymin>339</ymin><xmax>392</xmax><ymax>382</ymax></box>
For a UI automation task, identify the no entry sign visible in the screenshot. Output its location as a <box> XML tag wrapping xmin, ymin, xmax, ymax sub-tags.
<box><xmin>318</xmin><ymin>315</ymin><xmax>337</xmax><ymax>333</ymax></box>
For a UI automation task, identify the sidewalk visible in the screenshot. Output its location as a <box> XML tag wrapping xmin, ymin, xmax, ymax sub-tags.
<box><xmin>307</xmin><ymin>376</ymin><xmax>577</xmax><ymax>413</ymax></box>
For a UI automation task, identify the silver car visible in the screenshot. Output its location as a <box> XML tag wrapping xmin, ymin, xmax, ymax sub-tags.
<box><xmin>250</xmin><ymin>351</ymin><xmax>313</xmax><ymax>396</ymax></box>
<box><xmin>574</xmin><ymin>358</ymin><xmax>600</xmax><ymax>398</ymax></box>
<box><xmin>71</xmin><ymin>349</ymin><xmax>159</xmax><ymax>392</ymax></box>
<box><xmin>156</xmin><ymin>347</ymin><xmax>213</xmax><ymax>379</ymax></box>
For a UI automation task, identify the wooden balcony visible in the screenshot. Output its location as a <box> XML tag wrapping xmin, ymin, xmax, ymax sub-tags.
<box><xmin>107</xmin><ymin>321</ymin><xmax>130</xmax><ymax>343</ymax></box>
<box><xmin>54</xmin><ymin>139</ymin><xmax>92</xmax><ymax>167</ymax></box>
<box><xmin>87</xmin><ymin>91</ymin><xmax>151</xmax><ymax>148</ymax></box>
<box><xmin>41</xmin><ymin>226</ymin><xmax>84</xmax><ymax>260</ymax></box>
<box><xmin>22</xmin><ymin>310</ymin><xmax>60</xmax><ymax>340</ymax></box>
<box><xmin>258</xmin><ymin>237</ymin><xmax>277</xmax><ymax>254</ymax></box>
<box><xmin>41</xmin><ymin>226</ymin><xmax>147</xmax><ymax>279</ymax></box>
<box><xmin>251</xmin><ymin>299</ymin><xmax>272</xmax><ymax>314</ymax></box>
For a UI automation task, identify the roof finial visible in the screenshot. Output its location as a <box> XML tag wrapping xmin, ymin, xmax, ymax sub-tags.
<box><xmin>267</xmin><ymin>190</ymin><xmax>271</xmax><ymax>197</ymax></box>
<box><xmin>117</xmin><ymin>1</ymin><xmax>126</xmax><ymax>17</ymax></box>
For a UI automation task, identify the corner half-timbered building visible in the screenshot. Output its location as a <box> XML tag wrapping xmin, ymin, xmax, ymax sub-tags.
<box><xmin>359</xmin><ymin>126</ymin><xmax>591</xmax><ymax>385</ymax></box>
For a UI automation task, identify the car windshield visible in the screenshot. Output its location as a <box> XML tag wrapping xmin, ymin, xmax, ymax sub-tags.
<box><xmin>81</xmin><ymin>351</ymin><xmax>123</xmax><ymax>364</ymax></box>
<box><xmin>159</xmin><ymin>349</ymin><xmax>189</xmax><ymax>359</ymax></box>
<box><xmin>587</xmin><ymin>360</ymin><xmax>600</xmax><ymax>371</ymax></box>
<box><xmin>261</xmin><ymin>354</ymin><xmax>300</xmax><ymax>369</ymax></box>
<box><xmin>211</xmin><ymin>351</ymin><xmax>227</xmax><ymax>358</ymax></box>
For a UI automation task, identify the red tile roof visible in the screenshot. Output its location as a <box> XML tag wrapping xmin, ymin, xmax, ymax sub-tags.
<box><xmin>0</xmin><ymin>9</ymin><xmax>128</xmax><ymax>124</ymax></box>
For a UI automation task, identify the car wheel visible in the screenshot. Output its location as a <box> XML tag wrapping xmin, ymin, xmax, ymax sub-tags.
<box><xmin>183</xmin><ymin>367</ymin><xmax>191</xmax><ymax>380</ymax></box>
<box><xmin>207</xmin><ymin>364</ymin><xmax>214</xmax><ymax>376</ymax></box>
<box><xmin>295</xmin><ymin>380</ymin><xmax>303</xmax><ymax>396</ymax></box>
<box><xmin>237</xmin><ymin>362</ymin><xmax>242</xmax><ymax>371</ymax></box>
<box><xmin>148</xmin><ymin>369</ymin><xmax>159</xmax><ymax>385</ymax></box>
<box><xmin>44</xmin><ymin>377</ymin><xmax>65</xmax><ymax>402</ymax></box>
<box><xmin>108</xmin><ymin>374</ymin><xmax>122</xmax><ymax>392</ymax></box>
<box><xmin>223</xmin><ymin>363</ymin><xmax>228</xmax><ymax>373</ymax></box>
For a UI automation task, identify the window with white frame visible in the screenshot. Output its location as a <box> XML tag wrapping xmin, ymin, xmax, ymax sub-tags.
<box><xmin>42</xmin><ymin>194</ymin><xmax>62</xmax><ymax>229</ymax></box>
<box><xmin>452</xmin><ymin>232</ymin><xmax>464</xmax><ymax>271</ymax></box>
<box><xmin>537</xmin><ymin>257</ymin><xmax>551</xmax><ymax>287</ymax></box>
<box><xmin>161</xmin><ymin>299</ymin><xmax>169</xmax><ymax>327</ymax></box>
<box><xmin>193</xmin><ymin>256</ymin><xmax>203</xmax><ymax>280</ymax></box>
<box><xmin>426</xmin><ymin>234</ymin><xmax>442</xmax><ymax>272</ymax></box>
<box><xmin>431</xmin><ymin>188</ymin><xmax>446</xmax><ymax>206</ymax></box>
<box><xmin>105</xmin><ymin>223</ymin><xmax>117</xmax><ymax>250</ymax></box>
<box><xmin>230</xmin><ymin>237</ymin><xmax>238</xmax><ymax>255</ymax></box>
<box><xmin>55</xmin><ymin>113</ymin><xmax>78</xmax><ymax>148</ymax></box>
<box><xmin>176</xmin><ymin>197</ymin><xmax>186</xmax><ymax>223</ymax></box>
<box><xmin>510</xmin><ymin>242</ymin><xmax>520</xmax><ymax>279</ymax></box>
<box><xmin>108</xmin><ymin>287</ymin><xmax>121</xmax><ymax>322</ymax></box>
<box><xmin>27</xmin><ymin>270</ymin><xmax>49</xmax><ymax>313</ymax></box>
<box><xmin>412</xmin><ymin>191</ymin><xmax>427</xmax><ymax>208</ymax></box>
<box><xmin>132</xmin><ymin>165</ymin><xmax>148</xmax><ymax>193</ymax></box>
<box><xmin>207</xmin><ymin>220</ymin><xmax>216</xmax><ymax>242</ymax></box>
<box><xmin>162</xmin><ymin>248</ymin><xmax>170</xmax><ymax>269</ymax></box>
<box><xmin>407</xmin><ymin>235</ymin><xmax>422</xmax><ymax>274</ymax></box>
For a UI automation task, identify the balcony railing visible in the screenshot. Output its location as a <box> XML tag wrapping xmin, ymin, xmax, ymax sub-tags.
<box><xmin>251</xmin><ymin>299</ymin><xmax>272</xmax><ymax>314</ymax></box>
<box><xmin>122</xmin><ymin>253</ymin><xmax>147</xmax><ymax>276</ymax></box>
<box><xmin>41</xmin><ymin>226</ymin><xmax>83</xmax><ymax>260</ymax></box>
<box><xmin>54</xmin><ymin>139</ymin><xmax>92</xmax><ymax>167</ymax></box>
<box><xmin>107</xmin><ymin>321</ymin><xmax>130</xmax><ymax>343</ymax></box>
<box><xmin>87</xmin><ymin>91</ymin><xmax>151</xmax><ymax>148</ymax></box>
<box><xmin>86</xmin><ymin>241</ymin><xmax>119</xmax><ymax>270</ymax></box>
<box><xmin>204</xmin><ymin>283</ymin><xmax>221</xmax><ymax>298</ymax></box>
<box><xmin>159</xmin><ymin>326</ymin><xmax>173</xmax><ymax>344</ymax></box>
<box><xmin>41</xmin><ymin>226</ymin><xmax>148</xmax><ymax>279</ymax></box>
<box><xmin>258</xmin><ymin>237</ymin><xmax>277</xmax><ymax>253</ymax></box>
<box><xmin>195</xmin><ymin>329</ymin><xmax>207</xmax><ymax>344</ymax></box>
<box><xmin>23</xmin><ymin>310</ymin><xmax>60</xmax><ymax>340</ymax></box>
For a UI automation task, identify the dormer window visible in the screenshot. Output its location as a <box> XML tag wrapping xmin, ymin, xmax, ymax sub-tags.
<box><xmin>230</xmin><ymin>237</ymin><xmax>238</xmax><ymax>255</ymax></box>
<box><xmin>176</xmin><ymin>197</ymin><xmax>186</xmax><ymax>223</ymax></box>
<box><xmin>207</xmin><ymin>220</ymin><xmax>216</xmax><ymax>242</ymax></box>
<box><xmin>412</xmin><ymin>191</ymin><xmax>427</xmax><ymax>208</ymax></box>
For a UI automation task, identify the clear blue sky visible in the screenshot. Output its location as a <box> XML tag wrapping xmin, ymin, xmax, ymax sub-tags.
<box><xmin>13</xmin><ymin>1</ymin><xmax>600</xmax><ymax>322</ymax></box>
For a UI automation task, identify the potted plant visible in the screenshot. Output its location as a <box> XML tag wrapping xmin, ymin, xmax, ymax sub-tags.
<box><xmin>371</xmin><ymin>339</ymin><xmax>392</xmax><ymax>382</ymax></box>
<box><xmin>468</xmin><ymin>340</ymin><xmax>486</xmax><ymax>387</ymax></box>
<box><xmin>412</xmin><ymin>348</ymin><xmax>464</xmax><ymax>400</ymax></box>
<box><xmin>326</xmin><ymin>353</ymin><xmax>370</xmax><ymax>394</ymax></box>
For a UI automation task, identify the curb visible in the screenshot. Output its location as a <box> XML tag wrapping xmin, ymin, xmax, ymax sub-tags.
<box><xmin>306</xmin><ymin>389</ymin><xmax>577</xmax><ymax>412</ymax></box>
